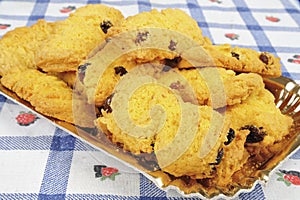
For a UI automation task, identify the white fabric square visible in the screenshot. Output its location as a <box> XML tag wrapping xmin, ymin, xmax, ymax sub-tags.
<box><xmin>0</xmin><ymin>150</ymin><xmax>49</xmax><ymax>193</ymax></box>
<box><xmin>0</xmin><ymin>97</ymin><xmax>56</xmax><ymax>137</ymax></box>
<box><xmin>150</xmin><ymin>0</ymin><xmax>186</xmax><ymax>5</ymax></box>
<box><xmin>245</xmin><ymin>0</ymin><xmax>284</xmax><ymax>9</ymax></box>
<box><xmin>265</xmin><ymin>31</ymin><xmax>300</xmax><ymax>48</ymax></box>
<box><xmin>67</xmin><ymin>151</ymin><xmax>140</xmax><ymax>196</ymax></box>
<box><xmin>0</xmin><ymin>1</ymin><xmax>34</xmax><ymax>16</ymax></box>
<box><xmin>202</xmin><ymin>9</ymin><xmax>245</xmax><ymax>25</ymax></box>
<box><xmin>195</xmin><ymin>0</ymin><xmax>236</xmax><ymax>8</ymax></box>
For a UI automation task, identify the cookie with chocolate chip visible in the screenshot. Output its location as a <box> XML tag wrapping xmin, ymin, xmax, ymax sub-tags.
<box><xmin>106</xmin><ymin>8</ymin><xmax>212</xmax><ymax>64</ymax></box>
<box><xmin>196</xmin><ymin>44</ymin><xmax>282</xmax><ymax>77</ymax></box>
<box><xmin>36</xmin><ymin>4</ymin><xmax>124</xmax><ymax>73</ymax></box>
<box><xmin>227</xmin><ymin>88</ymin><xmax>293</xmax><ymax>146</ymax></box>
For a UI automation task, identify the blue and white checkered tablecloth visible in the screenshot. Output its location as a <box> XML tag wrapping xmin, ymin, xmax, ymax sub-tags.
<box><xmin>0</xmin><ymin>0</ymin><xmax>300</xmax><ymax>199</ymax></box>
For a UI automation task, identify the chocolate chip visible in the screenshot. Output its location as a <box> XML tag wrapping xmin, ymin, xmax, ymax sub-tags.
<box><xmin>224</xmin><ymin>128</ymin><xmax>235</xmax><ymax>145</ymax></box>
<box><xmin>170</xmin><ymin>81</ymin><xmax>184</xmax><ymax>90</ymax></box>
<box><xmin>135</xmin><ymin>31</ymin><xmax>149</xmax><ymax>44</ymax></box>
<box><xmin>97</xmin><ymin>94</ymin><xmax>114</xmax><ymax>117</ymax></box>
<box><xmin>231</xmin><ymin>52</ymin><xmax>240</xmax><ymax>60</ymax></box>
<box><xmin>114</xmin><ymin>66</ymin><xmax>127</xmax><ymax>76</ymax></box>
<box><xmin>164</xmin><ymin>56</ymin><xmax>182</xmax><ymax>69</ymax></box>
<box><xmin>168</xmin><ymin>40</ymin><xmax>177</xmax><ymax>51</ymax></box>
<box><xmin>181</xmin><ymin>175</ymin><xmax>192</xmax><ymax>186</ymax></box>
<box><xmin>209</xmin><ymin>148</ymin><xmax>224</xmax><ymax>165</ymax></box>
<box><xmin>259</xmin><ymin>53</ymin><xmax>269</xmax><ymax>65</ymax></box>
<box><xmin>78</xmin><ymin>63</ymin><xmax>91</xmax><ymax>82</ymax></box>
<box><xmin>100</xmin><ymin>20</ymin><xmax>113</xmax><ymax>34</ymax></box>
<box><xmin>240</xmin><ymin>125</ymin><xmax>266</xmax><ymax>143</ymax></box>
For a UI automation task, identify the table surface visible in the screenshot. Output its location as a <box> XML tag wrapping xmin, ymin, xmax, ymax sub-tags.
<box><xmin>0</xmin><ymin>0</ymin><xmax>300</xmax><ymax>199</ymax></box>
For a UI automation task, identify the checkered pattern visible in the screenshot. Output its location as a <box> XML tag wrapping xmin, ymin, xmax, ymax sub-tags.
<box><xmin>0</xmin><ymin>0</ymin><xmax>299</xmax><ymax>199</ymax></box>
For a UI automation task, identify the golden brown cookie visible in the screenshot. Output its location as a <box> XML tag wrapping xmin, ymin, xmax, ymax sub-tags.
<box><xmin>108</xmin><ymin>8</ymin><xmax>210</xmax><ymax>46</ymax></box>
<box><xmin>159</xmin><ymin>67</ymin><xmax>265</xmax><ymax>107</ymax></box>
<box><xmin>227</xmin><ymin>88</ymin><xmax>293</xmax><ymax>145</ymax></box>
<box><xmin>96</xmin><ymin>82</ymin><xmax>182</xmax><ymax>154</ymax></box>
<box><xmin>82</xmin><ymin>51</ymin><xmax>265</xmax><ymax>108</ymax></box>
<box><xmin>154</xmin><ymin>105</ymin><xmax>229</xmax><ymax>179</ymax></box>
<box><xmin>0</xmin><ymin>19</ymin><xmax>54</xmax><ymax>76</ymax></box>
<box><xmin>35</xmin><ymin>4</ymin><xmax>124</xmax><ymax>73</ymax></box>
<box><xmin>106</xmin><ymin>8</ymin><xmax>211</xmax><ymax>64</ymax></box>
<box><xmin>197</xmin><ymin>44</ymin><xmax>282</xmax><ymax>77</ymax></box>
<box><xmin>212</xmin><ymin>129</ymin><xmax>249</xmax><ymax>188</ymax></box>
<box><xmin>1</xmin><ymin>69</ymin><xmax>94</xmax><ymax>127</ymax></box>
<box><xmin>50</xmin><ymin>71</ymin><xmax>77</xmax><ymax>88</ymax></box>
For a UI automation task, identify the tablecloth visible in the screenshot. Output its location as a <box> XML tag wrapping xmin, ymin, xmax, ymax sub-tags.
<box><xmin>0</xmin><ymin>0</ymin><xmax>299</xmax><ymax>199</ymax></box>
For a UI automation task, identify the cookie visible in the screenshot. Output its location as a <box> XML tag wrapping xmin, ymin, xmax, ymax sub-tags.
<box><xmin>106</xmin><ymin>8</ymin><xmax>211</xmax><ymax>64</ymax></box>
<box><xmin>159</xmin><ymin>67</ymin><xmax>265</xmax><ymax>107</ymax></box>
<box><xmin>50</xmin><ymin>71</ymin><xmax>77</xmax><ymax>88</ymax></box>
<box><xmin>197</xmin><ymin>44</ymin><xmax>282</xmax><ymax>77</ymax></box>
<box><xmin>212</xmin><ymin>129</ymin><xmax>249</xmax><ymax>187</ymax></box>
<box><xmin>0</xmin><ymin>69</ymin><xmax>94</xmax><ymax>127</ymax></box>
<box><xmin>154</xmin><ymin>105</ymin><xmax>230</xmax><ymax>179</ymax></box>
<box><xmin>35</xmin><ymin>4</ymin><xmax>124</xmax><ymax>73</ymax></box>
<box><xmin>83</xmin><ymin>49</ymin><xmax>265</xmax><ymax>108</ymax></box>
<box><xmin>81</xmin><ymin>55</ymin><xmax>139</xmax><ymax>105</ymax></box>
<box><xmin>0</xmin><ymin>19</ymin><xmax>54</xmax><ymax>76</ymax></box>
<box><xmin>226</xmin><ymin>88</ymin><xmax>293</xmax><ymax>145</ymax></box>
<box><xmin>96</xmin><ymin>79</ymin><xmax>183</xmax><ymax>154</ymax></box>
<box><xmin>108</xmin><ymin>8</ymin><xmax>210</xmax><ymax>46</ymax></box>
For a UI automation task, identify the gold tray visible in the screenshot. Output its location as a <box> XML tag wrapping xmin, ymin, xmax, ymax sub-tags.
<box><xmin>1</xmin><ymin>76</ymin><xmax>300</xmax><ymax>199</ymax></box>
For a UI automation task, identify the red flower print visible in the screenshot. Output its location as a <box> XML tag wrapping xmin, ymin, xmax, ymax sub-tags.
<box><xmin>225</xmin><ymin>33</ymin><xmax>239</xmax><ymax>40</ymax></box>
<box><xmin>288</xmin><ymin>55</ymin><xmax>300</xmax><ymax>64</ymax></box>
<box><xmin>60</xmin><ymin>6</ymin><xmax>76</xmax><ymax>13</ymax></box>
<box><xmin>277</xmin><ymin>169</ymin><xmax>300</xmax><ymax>186</ymax></box>
<box><xmin>16</xmin><ymin>111</ymin><xmax>38</xmax><ymax>126</ymax></box>
<box><xmin>209</xmin><ymin>0</ymin><xmax>222</xmax><ymax>4</ymax></box>
<box><xmin>266</xmin><ymin>16</ymin><xmax>280</xmax><ymax>23</ymax></box>
<box><xmin>94</xmin><ymin>165</ymin><xmax>120</xmax><ymax>181</ymax></box>
<box><xmin>0</xmin><ymin>24</ymin><xmax>11</xmax><ymax>30</ymax></box>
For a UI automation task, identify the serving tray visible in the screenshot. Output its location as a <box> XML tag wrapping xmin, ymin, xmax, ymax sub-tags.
<box><xmin>1</xmin><ymin>75</ymin><xmax>300</xmax><ymax>199</ymax></box>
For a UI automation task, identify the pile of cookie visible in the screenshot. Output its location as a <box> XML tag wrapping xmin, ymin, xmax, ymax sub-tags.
<box><xmin>0</xmin><ymin>4</ymin><xmax>293</xmax><ymax>196</ymax></box>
